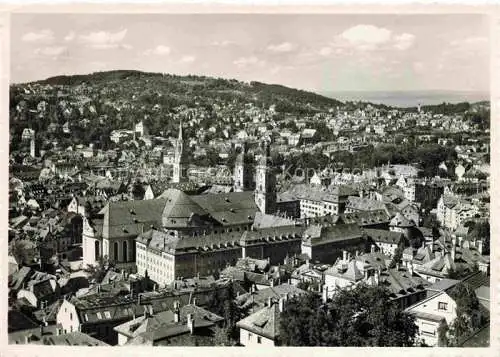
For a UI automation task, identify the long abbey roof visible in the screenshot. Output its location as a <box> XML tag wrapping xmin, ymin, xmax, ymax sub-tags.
<box><xmin>98</xmin><ymin>189</ymin><xmax>259</xmax><ymax>239</ymax></box>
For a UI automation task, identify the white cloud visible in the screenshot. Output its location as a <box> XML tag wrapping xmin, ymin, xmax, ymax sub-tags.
<box><xmin>336</xmin><ymin>25</ymin><xmax>415</xmax><ymax>52</ymax></box>
<box><xmin>144</xmin><ymin>45</ymin><xmax>171</xmax><ymax>56</ymax></box>
<box><xmin>267</xmin><ymin>42</ymin><xmax>296</xmax><ymax>53</ymax></box>
<box><xmin>78</xmin><ymin>29</ymin><xmax>128</xmax><ymax>49</ymax></box>
<box><xmin>179</xmin><ymin>55</ymin><xmax>196</xmax><ymax>63</ymax></box>
<box><xmin>233</xmin><ymin>56</ymin><xmax>266</xmax><ymax>68</ymax></box>
<box><xmin>211</xmin><ymin>40</ymin><xmax>234</xmax><ymax>47</ymax></box>
<box><xmin>22</xmin><ymin>29</ymin><xmax>54</xmax><ymax>43</ymax></box>
<box><xmin>413</xmin><ymin>61</ymin><xmax>425</xmax><ymax>73</ymax></box>
<box><xmin>393</xmin><ymin>33</ymin><xmax>415</xmax><ymax>50</ymax></box>
<box><xmin>64</xmin><ymin>31</ymin><xmax>75</xmax><ymax>42</ymax></box>
<box><xmin>340</xmin><ymin>25</ymin><xmax>392</xmax><ymax>51</ymax></box>
<box><xmin>319</xmin><ymin>47</ymin><xmax>333</xmax><ymax>56</ymax></box>
<box><xmin>451</xmin><ymin>36</ymin><xmax>488</xmax><ymax>47</ymax></box>
<box><xmin>270</xmin><ymin>65</ymin><xmax>295</xmax><ymax>74</ymax></box>
<box><xmin>34</xmin><ymin>46</ymin><xmax>66</xmax><ymax>57</ymax></box>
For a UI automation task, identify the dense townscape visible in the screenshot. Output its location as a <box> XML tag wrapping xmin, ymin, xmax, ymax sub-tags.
<box><xmin>8</xmin><ymin>70</ymin><xmax>490</xmax><ymax>347</ymax></box>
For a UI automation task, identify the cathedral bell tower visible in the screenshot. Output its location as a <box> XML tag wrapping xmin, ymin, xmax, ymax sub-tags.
<box><xmin>254</xmin><ymin>141</ymin><xmax>277</xmax><ymax>214</ymax></box>
<box><xmin>234</xmin><ymin>142</ymin><xmax>253</xmax><ymax>192</ymax></box>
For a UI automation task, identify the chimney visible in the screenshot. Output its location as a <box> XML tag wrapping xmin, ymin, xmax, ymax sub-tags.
<box><xmin>192</xmin><ymin>297</ymin><xmax>197</xmax><ymax>306</ymax></box>
<box><xmin>458</xmin><ymin>236</ymin><xmax>463</xmax><ymax>248</ymax></box>
<box><xmin>355</xmin><ymin>250</ymin><xmax>359</xmax><ymax>257</ymax></box>
<box><xmin>187</xmin><ymin>313</ymin><xmax>194</xmax><ymax>334</ymax></box>
<box><xmin>451</xmin><ymin>237</ymin><xmax>456</xmax><ymax>247</ymax></box>
<box><xmin>342</xmin><ymin>250</ymin><xmax>348</xmax><ymax>262</ymax></box>
<box><xmin>278</xmin><ymin>297</ymin><xmax>285</xmax><ymax>312</ymax></box>
<box><xmin>371</xmin><ymin>244</ymin><xmax>375</xmax><ymax>254</ymax></box>
<box><xmin>322</xmin><ymin>285</ymin><xmax>329</xmax><ymax>303</ymax></box>
<box><xmin>408</xmin><ymin>262</ymin><xmax>414</xmax><ymax>276</ymax></box>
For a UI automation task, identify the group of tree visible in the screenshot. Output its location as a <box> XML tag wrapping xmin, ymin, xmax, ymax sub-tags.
<box><xmin>206</xmin><ymin>284</ymin><xmax>242</xmax><ymax>346</ymax></box>
<box><xmin>438</xmin><ymin>282</ymin><xmax>485</xmax><ymax>346</ymax></box>
<box><xmin>279</xmin><ymin>284</ymin><xmax>418</xmax><ymax>346</ymax></box>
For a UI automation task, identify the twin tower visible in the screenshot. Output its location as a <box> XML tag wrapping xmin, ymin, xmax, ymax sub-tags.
<box><xmin>172</xmin><ymin>120</ymin><xmax>276</xmax><ymax>214</ymax></box>
<box><xmin>234</xmin><ymin>141</ymin><xmax>277</xmax><ymax>214</ymax></box>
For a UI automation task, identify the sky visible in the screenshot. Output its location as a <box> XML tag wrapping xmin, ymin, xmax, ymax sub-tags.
<box><xmin>10</xmin><ymin>13</ymin><xmax>490</xmax><ymax>93</ymax></box>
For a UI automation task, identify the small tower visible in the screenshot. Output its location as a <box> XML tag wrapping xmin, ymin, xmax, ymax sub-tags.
<box><xmin>234</xmin><ymin>142</ymin><xmax>253</xmax><ymax>192</ymax></box>
<box><xmin>173</xmin><ymin>120</ymin><xmax>185</xmax><ymax>183</ymax></box>
<box><xmin>254</xmin><ymin>141</ymin><xmax>277</xmax><ymax>214</ymax></box>
<box><xmin>30</xmin><ymin>132</ymin><xmax>36</xmax><ymax>158</ymax></box>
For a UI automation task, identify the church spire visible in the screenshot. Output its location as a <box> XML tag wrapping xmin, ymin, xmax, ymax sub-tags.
<box><xmin>178</xmin><ymin>119</ymin><xmax>183</xmax><ymax>141</ymax></box>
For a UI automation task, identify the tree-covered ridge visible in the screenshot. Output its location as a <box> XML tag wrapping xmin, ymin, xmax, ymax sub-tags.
<box><xmin>14</xmin><ymin>70</ymin><xmax>344</xmax><ymax>114</ymax></box>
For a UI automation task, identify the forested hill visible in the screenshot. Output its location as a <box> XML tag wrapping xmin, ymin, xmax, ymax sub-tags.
<box><xmin>16</xmin><ymin>70</ymin><xmax>344</xmax><ymax>114</ymax></box>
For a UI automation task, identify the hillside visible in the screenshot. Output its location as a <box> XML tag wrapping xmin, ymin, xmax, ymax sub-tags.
<box><xmin>17</xmin><ymin>70</ymin><xmax>343</xmax><ymax>113</ymax></box>
<box><xmin>9</xmin><ymin>70</ymin><xmax>347</xmax><ymax>151</ymax></box>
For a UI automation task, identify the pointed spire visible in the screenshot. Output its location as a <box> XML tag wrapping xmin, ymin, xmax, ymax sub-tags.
<box><xmin>178</xmin><ymin>119</ymin><xmax>183</xmax><ymax>141</ymax></box>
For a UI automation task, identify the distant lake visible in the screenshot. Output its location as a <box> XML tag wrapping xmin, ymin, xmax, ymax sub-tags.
<box><xmin>321</xmin><ymin>90</ymin><xmax>490</xmax><ymax>108</ymax></box>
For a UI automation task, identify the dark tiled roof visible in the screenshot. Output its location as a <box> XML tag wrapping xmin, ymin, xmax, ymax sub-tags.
<box><xmin>236</xmin><ymin>303</ymin><xmax>281</xmax><ymax>340</ymax></box>
<box><xmin>364</xmin><ymin>228</ymin><xmax>404</xmax><ymax>244</ymax></box>
<box><xmin>36</xmin><ymin>331</ymin><xmax>110</xmax><ymax>346</ymax></box>
<box><xmin>101</xmin><ymin>199</ymin><xmax>166</xmax><ymax>238</ymax></box>
<box><xmin>303</xmin><ymin>223</ymin><xmax>363</xmax><ymax>247</ymax></box>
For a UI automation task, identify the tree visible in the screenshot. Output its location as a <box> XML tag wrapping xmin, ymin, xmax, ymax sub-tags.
<box><xmin>280</xmin><ymin>285</ymin><xmax>418</xmax><ymax>346</ymax></box>
<box><xmin>213</xmin><ymin>326</ymin><xmax>235</xmax><ymax>346</ymax></box>
<box><xmin>447</xmin><ymin>282</ymin><xmax>482</xmax><ymax>345</ymax></box>
<box><xmin>388</xmin><ymin>245</ymin><xmax>403</xmax><ymax>269</ymax></box>
<box><xmin>206</xmin><ymin>284</ymin><xmax>241</xmax><ymax>343</ymax></box>
<box><xmin>84</xmin><ymin>256</ymin><xmax>113</xmax><ymax>283</ymax></box>
<box><xmin>132</xmin><ymin>182</ymin><xmax>146</xmax><ymax>200</ymax></box>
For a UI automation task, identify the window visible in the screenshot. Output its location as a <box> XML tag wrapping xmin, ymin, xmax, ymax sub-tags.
<box><xmin>104</xmin><ymin>311</ymin><xmax>111</xmax><ymax>319</ymax></box>
<box><xmin>248</xmin><ymin>332</ymin><xmax>253</xmax><ymax>341</ymax></box>
<box><xmin>70</xmin><ymin>313</ymin><xmax>73</xmax><ymax>321</ymax></box>
<box><xmin>257</xmin><ymin>336</ymin><xmax>262</xmax><ymax>344</ymax></box>
<box><xmin>96</xmin><ymin>312</ymin><xmax>103</xmax><ymax>320</ymax></box>
<box><xmin>438</xmin><ymin>302</ymin><xmax>448</xmax><ymax>311</ymax></box>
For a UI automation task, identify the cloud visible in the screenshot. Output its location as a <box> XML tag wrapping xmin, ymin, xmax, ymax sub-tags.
<box><xmin>450</xmin><ymin>36</ymin><xmax>488</xmax><ymax>47</ymax></box>
<box><xmin>22</xmin><ymin>29</ymin><xmax>54</xmax><ymax>43</ymax></box>
<box><xmin>393</xmin><ymin>33</ymin><xmax>415</xmax><ymax>50</ymax></box>
<box><xmin>413</xmin><ymin>61</ymin><xmax>425</xmax><ymax>73</ymax></box>
<box><xmin>335</xmin><ymin>25</ymin><xmax>415</xmax><ymax>52</ymax></box>
<box><xmin>78</xmin><ymin>29</ymin><xmax>128</xmax><ymax>49</ymax></box>
<box><xmin>64</xmin><ymin>31</ymin><xmax>75</xmax><ymax>42</ymax></box>
<box><xmin>211</xmin><ymin>40</ymin><xmax>234</xmax><ymax>47</ymax></box>
<box><xmin>144</xmin><ymin>45</ymin><xmax>171</xmax><ymax>56</ymax></box>
<box><xmin>267</xmin><ymin>42</ymin><xmax>296</xmax><ymax>53</ymax></box>
<box><xmin>270</xmin><ymin>65</ymin><xmax>295</xmax><ymax>74</ymax></box>
<box><xmin>233</xmin><ymin>56</ymin><xmax>266</xmax><ymax>68</ymax></box>
<box><xmin>34</xmin><ymin>46</ymin><xmax>67</xmax><ymax>57</ymax></box>
<box><xmin>340</xmin><ymin>25</ymin><xmax>392</xmax><ymax>50</ymax></box>
<box><xmin>318</xmin><ymin>47</ymin><xmax>334</xmax><ymax>56</ymax></box>
<box><xmin>179</xmin><ymin>55</ymin><xmax>196</xmax><ymax>63</ymax></box>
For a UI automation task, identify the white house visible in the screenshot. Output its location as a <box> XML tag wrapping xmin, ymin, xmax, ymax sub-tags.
<box><xmin>405</xmin><ymin>291</ymin><xmax>458</xmax><ymax>346</ymax></box>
